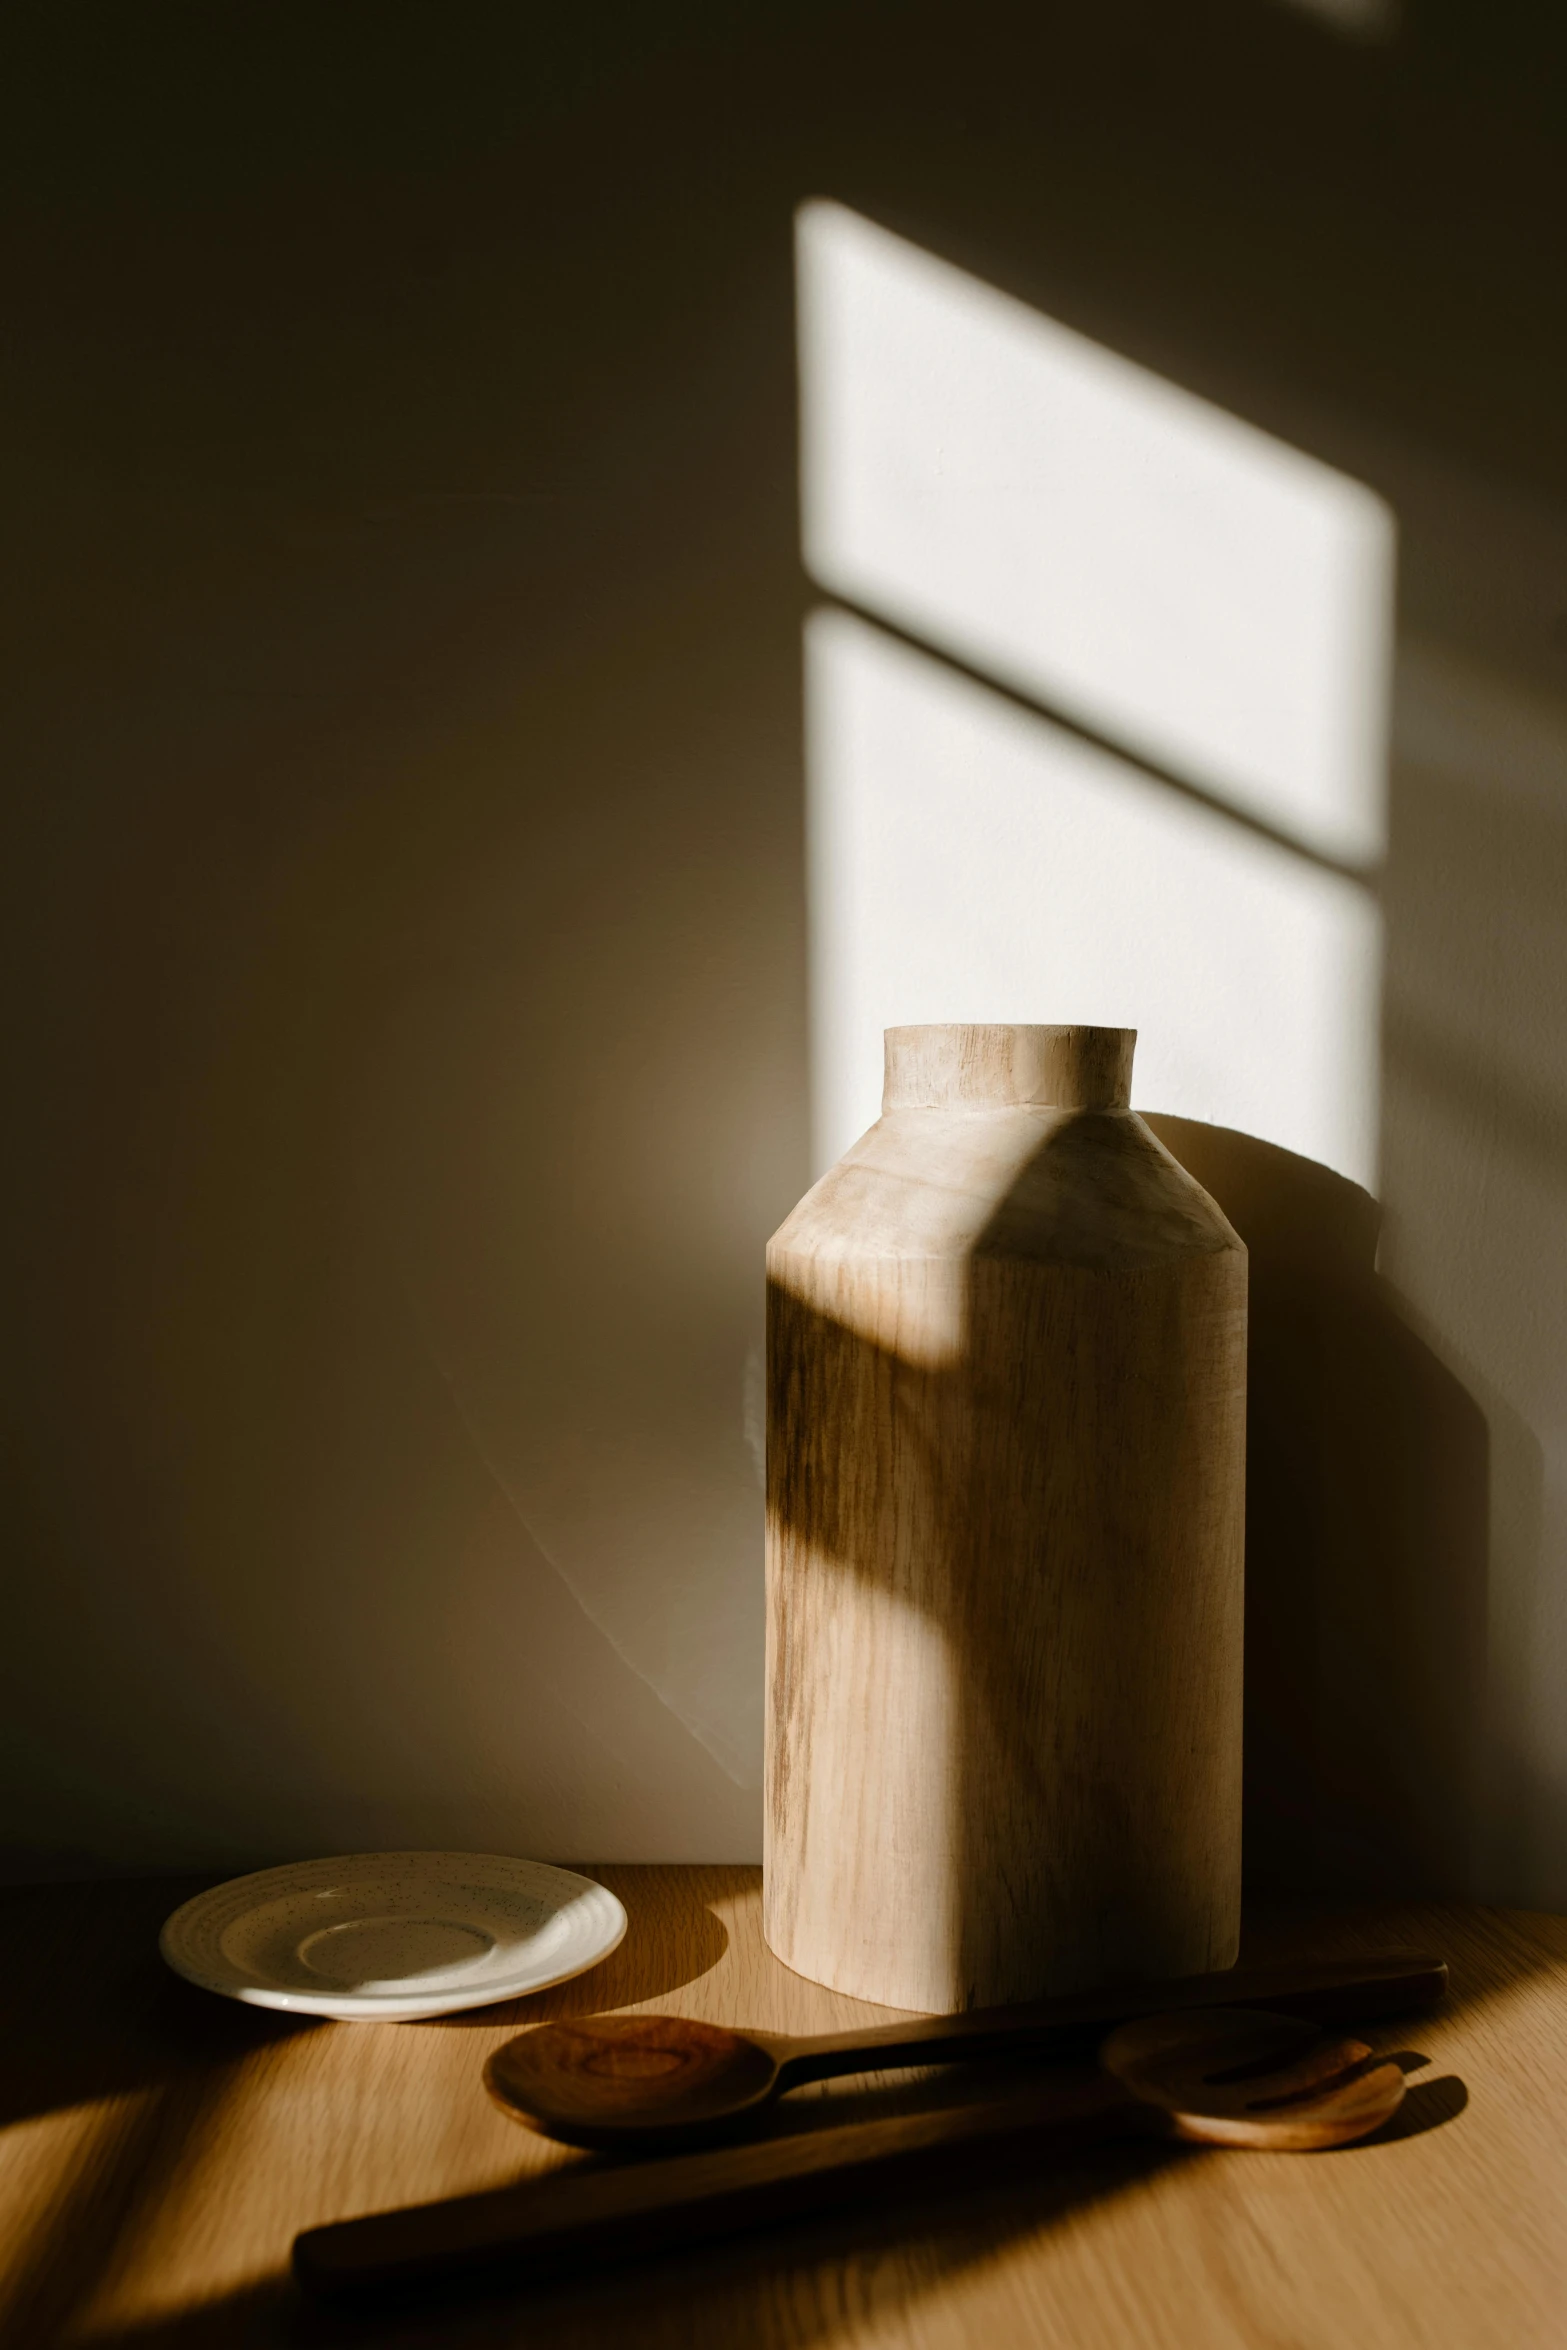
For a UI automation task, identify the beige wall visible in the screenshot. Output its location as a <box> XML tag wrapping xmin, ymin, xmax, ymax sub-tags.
<box><xmin>4</xmin><ymin>2</ymin><xmax>1565</xmax><ymax>1899</ymax></box>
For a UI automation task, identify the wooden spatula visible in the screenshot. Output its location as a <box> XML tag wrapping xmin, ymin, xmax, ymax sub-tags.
<box><xmin>294</xmin><ymin>2005</ymin><xmax>1413</xmax><ymax>2304</ymax></box>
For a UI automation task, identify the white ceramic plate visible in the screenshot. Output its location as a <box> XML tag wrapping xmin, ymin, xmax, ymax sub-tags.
<box><xmin>159</xmin><ymin>1851</ymin><xmax>628</xmax><ymax>2022</ymax></box>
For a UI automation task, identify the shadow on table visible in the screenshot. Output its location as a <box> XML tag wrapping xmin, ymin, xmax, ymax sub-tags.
<box><xmin>64</xmin><ymin>1972</ymin><xmax>1483</xmax><ymax>2350</ymax></box>
<box><xmin>0</xmin><ymin>1878</ymin><xmax>316</xmax><ymax>2346</ymax></box>
<box><xmin>0</xmin><ymin>1876</ymin><xmax>321</xmax><ymax>2136</ymax></box>
<box><xmin>0</xmin><ymin>1865</ymin><xmax>732</xmax><ymax>2129</ymax></box>
<box><xmin>1365</xmin><ymin>2055</ymin><xmax>1470</xmax><ymax>2143</ymax></box>
<box><xmin>19</xmin><ymin>2145</ymin><xmax>1183</xmax><ymax>2350</ymax></box>
<box><xmin>430</xmin><ymin>1869</ymin><xmax>732</xmax><ymax>2030</ymax></box>
<box><xmin>0</xmin><ymin>1867</ymin><xmax>730</xmax><ymax>2346</ymax></box>
<box><xmin>60</xmin><ymin>2067</ymin><xmax>1474</xmax><ymax>2350</ymax></box>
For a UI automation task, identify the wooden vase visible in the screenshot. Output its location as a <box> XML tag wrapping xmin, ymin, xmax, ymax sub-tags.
<box><xmin>764</xmin><ymin>1024</ymin><xmax>1246</xmax><ymax>2011</ymax></box>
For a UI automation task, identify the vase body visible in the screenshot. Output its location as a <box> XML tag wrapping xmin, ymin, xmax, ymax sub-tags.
<box><xmin>764</xmin><ymin>1024</ymin><xmax>1246</xmax><ymax>2011</ymax></box>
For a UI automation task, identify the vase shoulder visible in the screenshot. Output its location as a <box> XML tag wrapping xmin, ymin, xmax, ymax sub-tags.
<box><xmin>770</xmin><ymin>1106</ymin><xmax>1242</xmax><ymax>1275</ymax></box>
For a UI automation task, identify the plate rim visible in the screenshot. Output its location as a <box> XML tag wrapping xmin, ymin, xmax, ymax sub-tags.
<box><xmin>158</xmin><ymin>1849</ymin><xmax>628</xmax><ymax>2021</ymax></box>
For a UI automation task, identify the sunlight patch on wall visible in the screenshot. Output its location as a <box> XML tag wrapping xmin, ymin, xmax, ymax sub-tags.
<box><xmin>808</xmin><ymin>610</ymin><xmax>1382</xmax><ymax>1188</ymax></box>
<box><xmin>798</xmin><ymin>203</ymin><xmax>1392</xmax><ymax>1192</ymax></box>
<box><xmin>798</xmin><ymin>202</ymin><xmax>1394</xmax><ymax>871</ymax></box>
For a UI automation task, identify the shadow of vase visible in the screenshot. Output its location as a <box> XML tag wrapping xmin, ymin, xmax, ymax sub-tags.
<box><xmin>1146</xmin><ymin>1115</ymin><xmax>1489</xmax><ymax>1897</ymax></box>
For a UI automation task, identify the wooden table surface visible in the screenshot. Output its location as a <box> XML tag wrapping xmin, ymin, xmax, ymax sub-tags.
<box><xmin>1</xmin><ymin>1866</ymin><xmax>1563</xmax><ymax>2348</ymax></box>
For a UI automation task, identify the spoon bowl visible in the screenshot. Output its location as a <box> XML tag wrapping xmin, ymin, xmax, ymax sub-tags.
<box><xmin>1102</xmin><ymin>2006</ymin><xmax>1407</xmax><ymax>2149</ymax></box>
<box><xmin>489</xmin><ymin>2014</ymin><xmax>783</xmax><ymax>2141</ymax></box>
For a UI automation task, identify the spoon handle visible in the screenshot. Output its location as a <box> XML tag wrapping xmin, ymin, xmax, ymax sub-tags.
<box><xmin>774</xmin><ymin>1949</ymin><xmax>1446</xmax><ymax>2085</ymax></box>
<box><xmin>294</xmin><ymin>2068</ymin><xmax>1136</xmax><ymax>2304</ymax></box>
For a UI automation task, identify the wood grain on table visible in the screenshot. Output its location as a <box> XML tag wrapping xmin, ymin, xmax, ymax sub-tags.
<box><xmin>0</xmin><ymin>1867</ymin><xmax>1561</xmax><ymax>2348</ymax></box>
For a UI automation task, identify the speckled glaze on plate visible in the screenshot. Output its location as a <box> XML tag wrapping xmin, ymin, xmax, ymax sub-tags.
<box><xmin>159</xmin><ymin>1852</ymin><xmax>628</xmax><ymax>2022</ymax></box>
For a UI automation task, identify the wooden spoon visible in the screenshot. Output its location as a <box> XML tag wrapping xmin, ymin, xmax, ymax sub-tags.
<box><xmin>484</xmin><ymin>1948</ymin><xmax>1445</xmax><ymax>2148</ymax></box>
<box><xmin>295</xmin><ymin>2006</ymin><xmax>1410</xmax><ymax>2302</ymax></box>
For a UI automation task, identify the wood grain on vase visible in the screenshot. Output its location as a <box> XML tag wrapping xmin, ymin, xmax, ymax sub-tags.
<box><xmin>765</xmin><ymin>1024</ymin><xmax>1248</xmax><ymax>2010</ymax></box>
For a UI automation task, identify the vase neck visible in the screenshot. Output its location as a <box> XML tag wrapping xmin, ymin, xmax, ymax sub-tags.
<box><xmin>882</xmin><ymin>1024</ymin><xmax>1136</xmax><ymax>1112</ymax></box>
